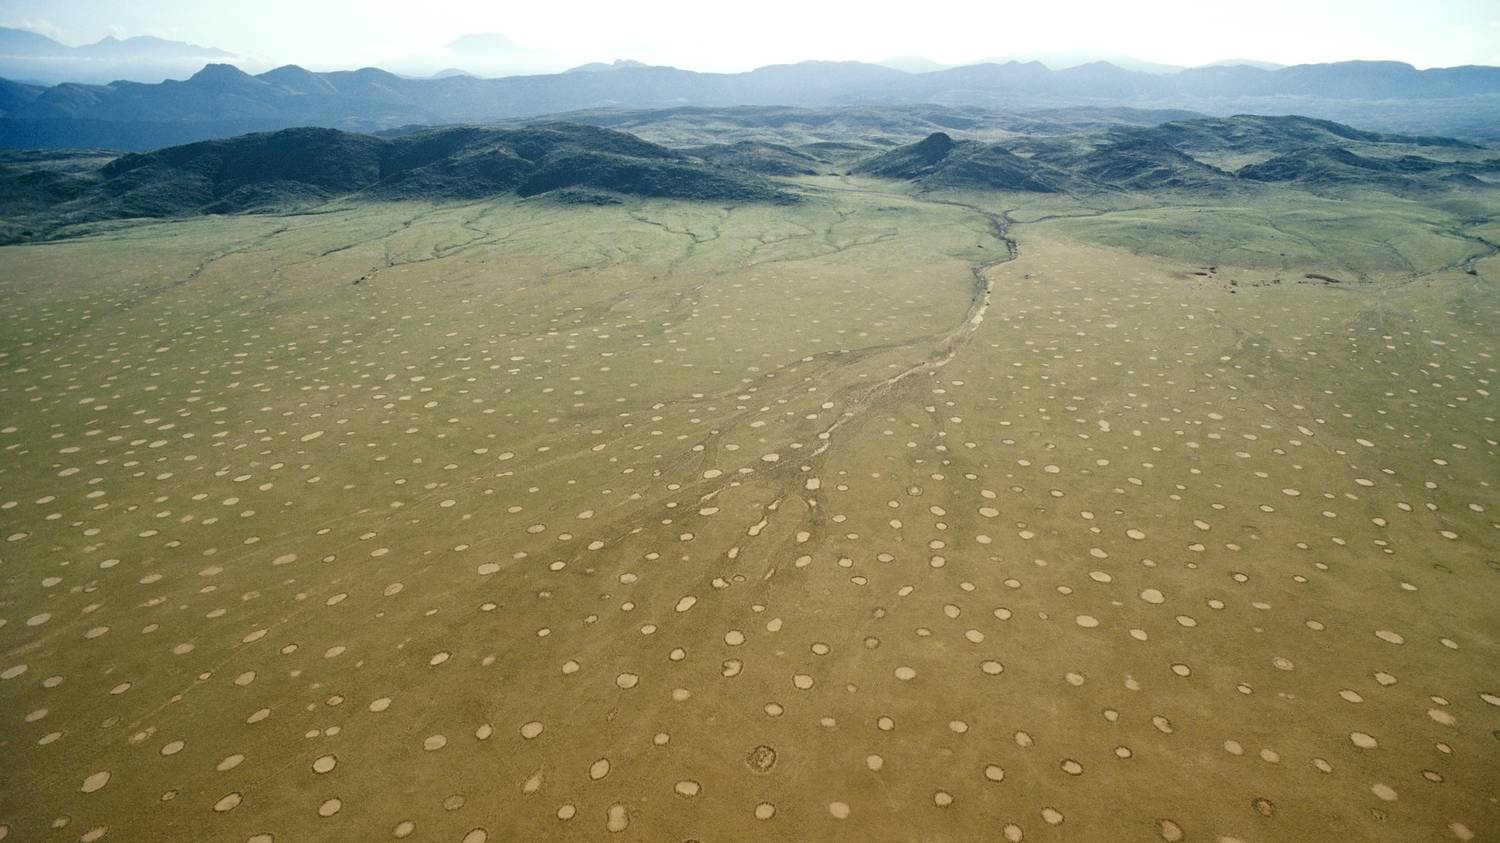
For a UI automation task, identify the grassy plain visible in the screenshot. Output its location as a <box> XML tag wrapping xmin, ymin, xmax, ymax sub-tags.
<box><xmin>1</xmin><ymin>179</ymin><xmax>1497</xmax><ymax>842</ymax></box>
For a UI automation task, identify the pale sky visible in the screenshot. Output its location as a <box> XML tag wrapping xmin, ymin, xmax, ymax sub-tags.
<box><xmin>4</xmin><ymin>0</ymin><xmax>1498</xmax><ymax>73</ymax></box>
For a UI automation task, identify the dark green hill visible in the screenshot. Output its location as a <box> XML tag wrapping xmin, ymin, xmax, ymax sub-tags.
<box><xmin>0</xmin><ymin>164</ymin><xmax>91</xmax><ymax>209</ymax></box>
<box><xmin>0</xmin><ymin>123</ymin><xmax>793</xmax><ymax>241</ymax></box>
<box><xmin>1236</xmin><ymin>147</ymin><xmax>1493</xmax><ymax>189</ymax></box>
<box><xmin>855</xmin><ymin>133</ymin><xmax>1067</xmax><ymax>192</ymax></box>
<box><xmin>1119</xmin><ymin>114</ymin><xmax>1483</xmax><ymax>155</ymax></box>
<box><xmin>6</xmin><ymin>113</ymin><xmax>1492</xmax><ymax>244</ymax></box>
<box><xmin>1066</xmin><ymin>137</ymin><xmax>1231</xmax><ymax>191</ymax></box>
<box><xmin>684</xmin><ymin>141</ymin><xmax>827</xmax><ymax>176</ymax></box>
<box><xmin>97</xmin><ymin>127</ymin><xmax>386</xmax><ymax>217</ymax></box>
<box><xmin>854</xmin><ymin>130</ymin><xmax>1212</xmax><ymax>193</ymax></box>
<box><xmin>853</xmin><ymin>115</ymin><xmax>1498</xmax><ymax>196</ymax></box>
<box><xmin>371</xmin><ymin>123</ymin><xmax>699</xmax><ymax>199</ymax></box>
<box><xmin>514</xmin><ymin>150</ymin><xmax>782</xmax><ymax>200</ymax></box>
<box><xmin>855</xmin><ymin>132</ymin><xmax>976</xmax><ymax>179</ymax></box>
<box><xmin>925</xmin><ymin>145</ymin><xmax>1066</xmax><ymax>192</ymax></box>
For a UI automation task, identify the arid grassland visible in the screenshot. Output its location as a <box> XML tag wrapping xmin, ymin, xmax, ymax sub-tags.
<box><xmin>1</xmin><ymin>181</ymin><xmax>1497</xmax><ymax>842</ymax></box>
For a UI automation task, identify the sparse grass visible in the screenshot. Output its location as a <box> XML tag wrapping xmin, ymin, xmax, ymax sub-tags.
<box><xmin>1040</xmin><ymin>191</ymin><xmax>1499</xmax><ymax>279</ymax></box>
<box><xmin>0</xmin><ymin>179</ymin><xmax>1496</xmax><ymax>843</ymax></box>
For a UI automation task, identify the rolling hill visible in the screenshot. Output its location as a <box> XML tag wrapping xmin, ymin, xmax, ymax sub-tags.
<box><xmin>0</xmin><ymin>122</ymin><xmax>792</xmax><ymax>241</ymax></box>
<box><xmin>4</xmin><ymin>112</ymin><xmax>1495</xmax><ymax>246</ymax></box>
<box><xmin>853</xmin><ymin>114</ymin><xmax>1499</xmax><ymax>195</ymax></box>
<box><xmin>5</xmin><ymin>110</ymin><xmax>1494</xmax><ymax>246</ymax></box>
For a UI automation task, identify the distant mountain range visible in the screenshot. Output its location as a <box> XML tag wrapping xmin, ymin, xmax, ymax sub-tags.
<box><xmin>1</xmin><ymin>57</ymin><xmax>1497</xmax><ymax>150</ymax></box>
<box><xmin>0</xmin><ymin>26</ymin><xmax>238</xmax><ymax>85</ymax></box>
<box><xmin>877</xmin><ymin>54</ymin><xmax>1287</xmax><ymax>75</ymax></box>
<box><xmin>380</xmin><ymin>32</ymin><xmax>565</xmax><ymax>79</ymax></box>
<box><xmin>565</xmin><ymin>60</ymin><xmax>655</xmax><ymax>74</ymax></box>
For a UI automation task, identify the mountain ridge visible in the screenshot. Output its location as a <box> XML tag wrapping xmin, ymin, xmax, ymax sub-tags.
<box><xmin>2</xmin><ymin>57</ymin><xmax>1498</xmax><ymax>150</ymax></box>
<box><xmin>0</xmin><ymin>26</ymin><xmax>237</xmax><ymax>85</ymax></box>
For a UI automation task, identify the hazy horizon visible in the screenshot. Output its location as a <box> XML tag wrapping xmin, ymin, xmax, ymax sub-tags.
<box><xmin>3</xmin><ymin>0</ymin><xmax>1498</xmax><ymax>77</ymax></box>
